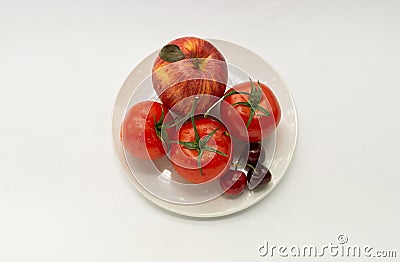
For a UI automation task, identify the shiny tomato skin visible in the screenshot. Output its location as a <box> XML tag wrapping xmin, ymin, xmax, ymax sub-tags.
<box><xmin>220</xmin><ymin>82</ymin><xmax>281</xmax><ymax>142</ymax></box>
<box><xmin>169</xmin><ymin>117</ymin><xmax>232</xmax><ymax>184</ymax></box>
<box><xmin>121</xmin><ymin>101</ymin><xmax>173</xmax><ymax>160</ymax></box>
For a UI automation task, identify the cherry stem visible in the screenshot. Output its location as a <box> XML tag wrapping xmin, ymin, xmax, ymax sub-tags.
<box><xmin>246</xmin><ymin>163</ymin><xmax>256</xmax><ymax>174</ymax></box>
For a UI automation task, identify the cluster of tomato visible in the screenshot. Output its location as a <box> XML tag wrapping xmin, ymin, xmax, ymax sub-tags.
<box><xmin>121</xmin><ymin>80</ymin><xmax>281</xmax><ymax>196</ymax></box>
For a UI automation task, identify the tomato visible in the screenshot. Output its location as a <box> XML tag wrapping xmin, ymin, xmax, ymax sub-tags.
<box><xmin>220</xmin><ymin>81</ymin><xmax>281</xmax><ymax>142</ymax></box>
<box><xmin>169</xmin><ymin>116</ymin><xmax>232</xmax><ymax>184</ymax></box>
<box><xmin>121</xmin><ymin>101</ymin><xmax>174</xmax><ymax>160</ymax></box>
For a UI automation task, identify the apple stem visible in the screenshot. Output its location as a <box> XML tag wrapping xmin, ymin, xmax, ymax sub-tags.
<box><xmin>193</xmin><ymin>58</ymin><xmax>201</xmax><ymax>70</ymax></box>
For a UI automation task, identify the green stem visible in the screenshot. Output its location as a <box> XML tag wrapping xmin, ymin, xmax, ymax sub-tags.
<box><xmin>175</xmin><ymin>96</ymin><xmax>228</xmax><ymax>176</ymax></box>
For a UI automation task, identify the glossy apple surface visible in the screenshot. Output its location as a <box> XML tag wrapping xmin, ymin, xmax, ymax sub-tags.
<box><xmin>152</xmin><ymin>37</ymin><xmax>228</xmax><ymax>115</ymax></box>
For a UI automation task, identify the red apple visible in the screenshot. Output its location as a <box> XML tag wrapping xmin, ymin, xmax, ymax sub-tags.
<box><xmin>152</xmin><ymin>37</ymin><xmax>228</xmax><ymax>115</ymax></box>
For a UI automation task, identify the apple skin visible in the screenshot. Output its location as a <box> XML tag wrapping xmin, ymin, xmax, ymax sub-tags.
<box><xmin>152</xmin><ymin>37</ymin><xmax>228</xmax><ymax>115</ymax></box>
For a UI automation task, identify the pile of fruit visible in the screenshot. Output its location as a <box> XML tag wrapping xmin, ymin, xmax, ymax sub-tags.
<box><xmin>121</xmin><ymin>37</ymin><xmax>281</xmax><ymax>196</ymax></box>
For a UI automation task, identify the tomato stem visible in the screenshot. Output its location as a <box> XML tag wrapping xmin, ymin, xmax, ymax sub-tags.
<box><xmin>203</xmin><ymin>89</ymin><xmax>251</xmax><ymax>118</ymax></box>
<box><xmin>153</xmin><ymin>107</ymin><xmax>173</xmax><ymax>152</ymax></box>
<box><xmin>235</xmin><ymin>78</ymin><xmax>271</xmax><ymax>128</ymax></box>
<box><xmin>176</xmin><ymin>96</ymin><xmax>228</xmax><ymax>176</ymax></box>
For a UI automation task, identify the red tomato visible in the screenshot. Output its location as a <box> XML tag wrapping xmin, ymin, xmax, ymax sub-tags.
<box><xmin>169</xmin><ymin>116</ymin><xmax>232</xmax><ymax>184</ymax></box>
<box><xmin>220</xmin><ymin>81</ymin><xmax>281</xmax><ymax>142</ymax></box>
<box><xmin>121</xmin><ymin>101</ymin><xmax>174</xmax><ymax>160</ymax></box>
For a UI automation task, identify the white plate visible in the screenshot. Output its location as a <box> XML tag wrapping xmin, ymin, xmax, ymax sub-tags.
<box><xmin>112</xmin><ymin>39</ymin><xmax>298</xmax><ymax>218</ymax></box>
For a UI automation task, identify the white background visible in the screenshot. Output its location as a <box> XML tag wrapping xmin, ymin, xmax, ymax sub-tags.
<box><xmin>1</xmin><ymin>0</ymin><xmax>399</xmax><ymax>261</ymax></box>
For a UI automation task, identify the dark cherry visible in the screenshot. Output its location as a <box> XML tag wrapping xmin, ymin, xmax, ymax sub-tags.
<box><xmin>220</xmin><ymin>170</ymin><xmax>247</xmax><ymax>195</ymax></box>
<box><xmin>247</xmin><ymin>164</ymin><xmax>272</xmax><ymax>190</ymax></box>
<box><xmin>247</xmin><ymin>142</ymin><xmax>266</xmax><ymax>167</ymax></box>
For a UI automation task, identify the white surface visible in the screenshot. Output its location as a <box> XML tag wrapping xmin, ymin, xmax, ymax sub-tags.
<box><xmin>1</xmin><ymin>0</ymin><xmax>399</xmax><ymax>261</ymax></box>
